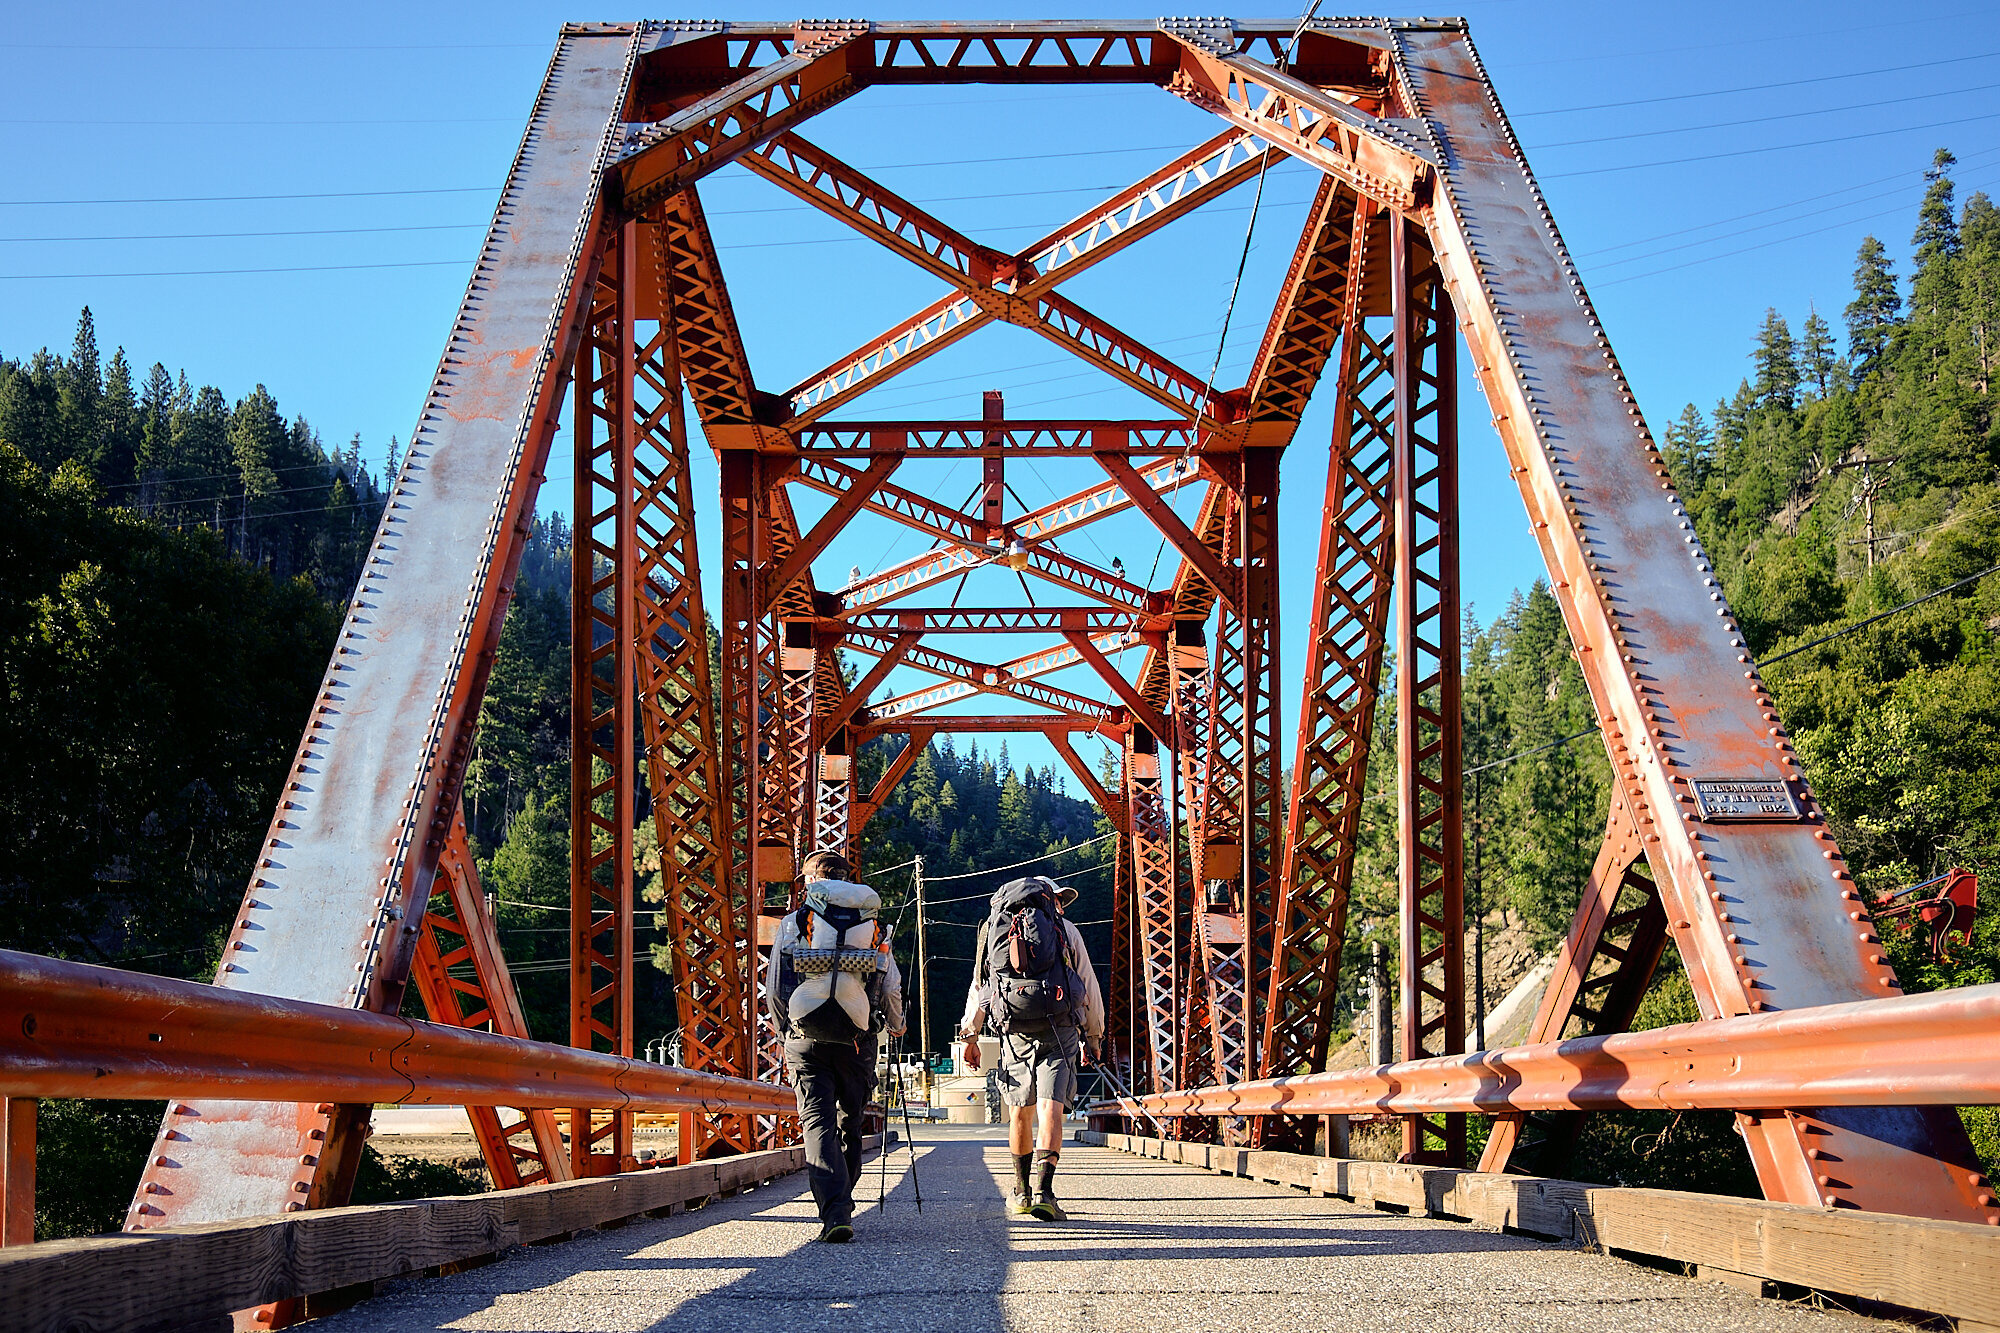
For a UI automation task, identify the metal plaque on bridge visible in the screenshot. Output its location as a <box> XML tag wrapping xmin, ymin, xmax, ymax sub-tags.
<box><xmin>1691</xmin><ymin>779</ymin><xmax>1803</xmax><ymax>821</ymax></box>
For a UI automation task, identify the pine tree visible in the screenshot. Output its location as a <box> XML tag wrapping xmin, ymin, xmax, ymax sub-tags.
<box><xmin>1844</xmin><ymin>235</ymin><xmax>1901</xmax><ymax>375</ymax></box>
<box><xmin>0</xmin><ymin>352</ymin><xmax>56</xmax><ymax>468</ymax></box>
<box><xmin>99</xmin><ymin>349</ymin><xmax>138</xmax><ymax>491</ymax></box>
<box><xmin>170</xmin><ymin>383</ymin><xmax>230</xmax><ymax>528</ymax></box>
<box><xmin>1663</xmin><ymin>403</ymin><xmax>1712</xmax><ymax>488</ymax></box>
<box><xmin>231</xmin><ymin>384</ymin><xmax>290</xmax><ymax>512</ymax></box>
<box><xmin>135</xmin><ymin>362</ymin><xmax>175</xmax><ymax>512</ymax></box>
<box><xmin>1751</xmin><ymin>308</ymin><xmax>1799</xmax><ymax>409</ymax></box>
<box><xmin>1711</xmin><ymin>380</ymin><xmax>1753</xmax><ymax>478</ymax></box>
<box><xmin>56</xmin><ymin>308</ymin><xmax>102</xmax><ymax>470</ymax></box>
<box><xmin>1912</xmin><ymin>148</ymin><xmax>1960</xmax><ymax>271</ymax></box>
<box><xmin>1962</xmin><ymin>191</ymin><xmax>1999</xmax><ymax>393</ymax></box>
<box><xmin>1799</xmin><ymin>304</ymin><xmax>1838</xmax><ymax>396</ymax></box>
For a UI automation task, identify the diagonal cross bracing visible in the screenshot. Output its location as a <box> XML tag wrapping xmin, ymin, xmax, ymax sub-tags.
<box><xmin>777</xmin><ymin>130</ymin><xmax>1278</xmax><ymax>423</ymax></box>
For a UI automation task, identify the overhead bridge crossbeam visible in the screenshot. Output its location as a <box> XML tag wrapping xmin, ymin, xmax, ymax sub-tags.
<box><xmin>0</xmin><ymin>18</ymin><xmax>1994</xmax><ymax>1295</ymax></box>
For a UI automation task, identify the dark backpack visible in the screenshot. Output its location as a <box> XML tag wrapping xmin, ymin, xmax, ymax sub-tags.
<box><xmin>983</xmin><ymin>876</ymin><xmax>1083</xmax><ymax>1032</ymax></box>
<box><xmin>777</xmin><ymin>888</ymin><xmax>886</xmax><ymax>1044</ymax></box>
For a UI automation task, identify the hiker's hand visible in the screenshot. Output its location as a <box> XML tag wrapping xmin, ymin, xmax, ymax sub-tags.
<box><xmin>960</xmin><ymin>1037</ymin><xmax>980</xmax><ymax>1070</ymax></box>
<box><xmin>1085</xmin><ymin>1043</ymin><xmax>1101</xmax><ymax>1066</ymax></box>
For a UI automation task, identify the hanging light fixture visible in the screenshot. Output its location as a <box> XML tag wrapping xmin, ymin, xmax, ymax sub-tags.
<box><xmin>1001</xmin><ymin>537</ymin><xmax>1031</xmax><ymax>570</ymax></box>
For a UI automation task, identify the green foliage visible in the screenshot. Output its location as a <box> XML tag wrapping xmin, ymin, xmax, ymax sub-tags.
<box><xmin>0</xmin><ymin>443</ymin><xmax>339</xmax><ymax>969</ymax></box>
<box><xmin>351</xmin><ymin>1146</ymin><xmax>487</xmax><ymax>1204</ymax></box>
<box><xmin>31</xmin><ymin>1100</ymin><xmax>163</xmax><ymax>1240</ymax></box>
<box><xmin>0</xmin><ymin>309</ymin><xmax>389</xmax><ymax>596</ymax></box>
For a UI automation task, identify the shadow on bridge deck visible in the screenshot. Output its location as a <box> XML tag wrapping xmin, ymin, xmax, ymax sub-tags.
<box><xmin>313</xmin><ymin>1126</ymin><xmax>1881</xmax><ymax>1333</ymax></box>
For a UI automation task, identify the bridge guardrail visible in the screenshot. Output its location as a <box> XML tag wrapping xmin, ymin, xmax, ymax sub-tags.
<box><xmin>0</xmin><ymin>949</ymin><xmax>794</xmax><ymax>1116</ymax></box>
<box><xmin>1105</xmin><ymin>982</ymin><xmax>2000</xmax><ymax>1120</ymax></box>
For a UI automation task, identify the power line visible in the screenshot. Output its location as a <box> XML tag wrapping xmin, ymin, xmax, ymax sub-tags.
<box><xmin>0</xmin><ymin>186</ymin><xmax>493</xmax><ymax>207</ymax></box>
<box><xmin>0</xmin><ymin>258</ymin><xmax>470</xmax><ymax>281</ymax></box>
<box><xmin>1529</xmin><ymin>78</ymin><xmax>2000</xmax><ymax>152</ymax></box>
<box><xmin>921</xmin><ymin>831</ymin><xmax>1118</xmax><ymax>883</ymax></box>
<box><xmin>0</xmin><ymin>40</ymin><xmax>543</xmax><ymax>52</ymax></box>
<box><xmin>1515</xmin><ymin>48</ymin><xmax>2000</xmax><ymax>117</ymax></box>
<box><xmin>1760</xmin><ymin>561</ymin><xmax>2000</xmax><ymax>669</ymax></box>
<box><xmin>1595</xmin><ymin>167</ymin><xmax>1999</xmax><ymax>287</ymax></box>
<box><xmin>1505</xmin><ymin>7</ymin><xmax>1996</xmax><ymax>71</ymax></box>
<box><xmin>0</xmin><ymin>222</ymin><xmax>483</xmax><ymax>244</ymax></box>
<box><xmin>98</xmin><ymin>459</ymin><xmax>366</xmax><ymax>492</ymax></box>
<box><xmin>0</xmin><ymin>143</ymin><xmax>1193</xmax><ymax>210</ymax></box>
<box><xmin>1585</xmin><ymin>147</ymin><xmax>2000</xmax><ymax>269</ymax></box>
<box><xmin>1544</xmin><ymin>108</ymin><xmax>2000</xmax><ymax>180</ymax></box>
<box><xmin>0</xmin><ymin>117</ymin><xmax>514</xmax><ymax>128</ymax></box>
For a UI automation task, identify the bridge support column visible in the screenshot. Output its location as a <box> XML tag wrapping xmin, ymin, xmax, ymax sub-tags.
<box><xmin>410</xmin><ymin>813</ymin><xmax>572</xmax><ymax>1187</ymax></box>
<box><xmin>2</xmin><ymin>1097</ymin><xmax>32</xmax><ymax>1247</ymax></box>
<box><xmin>1390</xmin><ymin>211</ymin><xmax>1466</xmax><ymax>1168</ymax></box>
<box><xmin>571</xmin><ymin>218</ymin><xmax>639</xmax><ymax>1175</ymax></box>
<box><xmin>1480</xmin><ymin>795</ymin><xmax>1666</xmax><ymax>1176</ymax></box>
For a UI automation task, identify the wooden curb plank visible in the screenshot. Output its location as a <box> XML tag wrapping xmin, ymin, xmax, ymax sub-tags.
<box><xmin>0</xmin><ymin>1145</ymin><xmax>810</xmax><ymax>1333</ymax></box>
<box><xmin>1082</xmin><ymin>1132</ymin><xmax>2000</xmax><ymax>1326</ymax></box>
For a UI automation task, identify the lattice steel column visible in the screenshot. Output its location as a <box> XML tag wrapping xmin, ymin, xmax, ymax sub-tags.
<box><xmin>409</xmin><ymin>814</ymin><xmax>572</xmax><ymax>1188</ymax></box>
<box><xmin>779</xmin><ymin>620</ymin><xmax>819</xmax><ymax>868</ymax></box>
<box><xmin>1174</xmin><ymin>623</ymin><xmax>1244</xmax><ymax>1098</ymax></box>
<box><xmin>570</xmin><ymin>220</ymin><xmax>639</xmax><ymax>1175</ymax></box>
<box><xmin>815</xmin><ymin>729</ymin><xmax>853</xmax><ymax>858</ymax></box>
<box><xmin>1258</xmin><ymin>202</ymin><xmax>1390</xmax><ymax>1146</ymax></box>
<box><xmin>635</xmin><ymin>220</ymin><xmax>751</xmax><ymax>1156</ymax></box>
<box><xmin>1390</xmin><ymin>213</ymin><xmax>1465</xmax><ymax>1166</ymax></box>
<box><xmin>1236</xmin><ymin>445</ymin><xmax>1282</xmax><ymax>1057</ymax></box>
<box><xmin>720</xmin><ymin>454</ymin><xmax>786</xmax><ymax>1106</ymax></box>
<box><xmin>1126</xmin><ymin>729</ymin><xmax>1178</xmax><ymax>1097</ymax></box>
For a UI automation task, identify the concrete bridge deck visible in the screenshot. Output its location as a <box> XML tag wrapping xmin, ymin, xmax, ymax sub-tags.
<box><xmin>317</xmin><ymin>1127</ymin><xmax>1884</xmax><ymax>1333</ymax></box>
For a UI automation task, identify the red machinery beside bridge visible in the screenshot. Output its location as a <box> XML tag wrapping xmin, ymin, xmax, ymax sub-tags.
<box><xmin>2</xmin><ymin>20</ymin><xmax>1995</xmax><ymax>1318</ymax></box>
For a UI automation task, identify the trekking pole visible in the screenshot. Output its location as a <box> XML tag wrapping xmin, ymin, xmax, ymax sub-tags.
<box><xmin>1093</xmin><ymin>1058</ymin><xmax>1168</xmax><ymax>1139</ymax></box>
<box><xmin>890</xmin><ymin>1039</ymin><xmax>923</xmax><ymax>1212</ymax></box>
<box><xmin>884</xmin><ymin>1048</ymin><xmax>900</xmax><ymax>1200</ymax></box>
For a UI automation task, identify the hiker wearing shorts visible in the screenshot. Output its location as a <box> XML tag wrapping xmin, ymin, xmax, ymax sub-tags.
<box><xmin>955</xmin><ymin>874</ymin><xmax>1104</xmax><ymax>1221</ymax></box>
<box><xmin>766</xmin><ymin>850</ymin><xmax>906</xmax><ymax>1243</ymax></box>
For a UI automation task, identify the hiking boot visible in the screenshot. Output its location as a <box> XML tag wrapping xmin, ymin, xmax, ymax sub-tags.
<box><xmin>819</xmin><ymin>1223</ymin><xmax>854</xmax><ymax>1244</ymax></box>
<box><xmin>1009</xmin><ymin>1187</ymin><xmax>1035</xmax><ymax>1216</ymax></box>
<box><xmin>1029</xmin><ymin>1195</ymin><xmax>1068</xmax><ymax>1222</ymax></box>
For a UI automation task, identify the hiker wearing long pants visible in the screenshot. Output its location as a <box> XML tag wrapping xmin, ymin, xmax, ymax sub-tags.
<box><xmin>956</xmin><ymin>875</ymin><xmax>1104</xmax><ymax>1221</ymax></box>
<box><xmin>766</xmin><ymin>851</ymin><xmax>906</xmax><ymax>1243</ymax></box>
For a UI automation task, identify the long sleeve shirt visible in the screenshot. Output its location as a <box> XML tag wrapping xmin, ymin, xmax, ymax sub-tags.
<box><xmin>957</xmin><ymin>916</ymin><xmax>1105</xmax><ymax>1048</ymax></box>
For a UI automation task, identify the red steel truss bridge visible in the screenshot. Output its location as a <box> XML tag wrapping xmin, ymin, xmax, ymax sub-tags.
<box><xmin>3</xmin><ymin>17</ymin><xmax>1999</xmax><ymax>1331</ymax></box>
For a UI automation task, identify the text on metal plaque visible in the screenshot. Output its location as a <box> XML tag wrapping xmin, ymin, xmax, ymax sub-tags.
<box><xmin>1691</xmin><ymin>779</ymin><xmax>1802</xmax><ymax>822</ymax></box>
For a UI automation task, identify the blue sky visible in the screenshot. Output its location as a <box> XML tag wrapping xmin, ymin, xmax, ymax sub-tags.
<box><xmin>5</xmin><ymin>2</ymin><xmax>1998</xmax><ymax>781</ymax></box>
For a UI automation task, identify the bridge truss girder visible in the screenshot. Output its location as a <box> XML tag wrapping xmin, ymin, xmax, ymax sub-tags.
<box><xmin>128</xmin><ymin>17</ymin><xmax>1997</xmax><ymax>1265</ymax></box>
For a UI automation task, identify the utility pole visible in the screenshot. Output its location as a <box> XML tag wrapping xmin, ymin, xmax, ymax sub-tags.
<box><xmin>1368</xmin><ymin>940</ymin><xmax>1393</xmax><ymax>1065</ymax></box>
<box><xmin>1472</xmin><ymin>765</ymin><xmax>1486</xmax><ymax>1052</ymax></box>
<box><xmin>1832</xmin><ymin>454</ymin><xmax>1899</xmax><ymax>568</ymax></box>
<box><xmin>914</xmin><ymin>854</ymin><xmax>930</xmax><ymax>1089</ymax></box>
